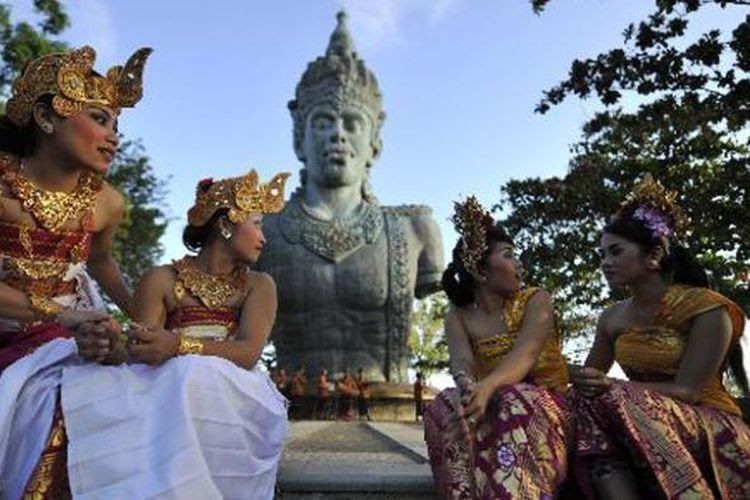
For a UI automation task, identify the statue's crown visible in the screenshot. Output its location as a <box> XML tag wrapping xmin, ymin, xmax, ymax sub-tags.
<box><xmin>289</xmin><ymin>11</ymin><xmax>384</xmax><ymax>127</ymax></box>
<box><xmin>188</xmin><ymin>170</ymin><xmax>291</xmax><ymax>227</ymax></box>
<box><xmin>6</xmin><ymin>45</ymin><xmax>152</xmax><ymax>127</ymax></box>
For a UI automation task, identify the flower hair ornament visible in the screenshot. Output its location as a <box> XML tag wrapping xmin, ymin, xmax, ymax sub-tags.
<box><xmin>451</xmin><ymin>196</ymin><xmax>495</xmax><ymax>278</ymax></box>
<box><xmin>615</xmin><ymin>173</ymin><xmax>689</xmax><ymax>242</ymax></box>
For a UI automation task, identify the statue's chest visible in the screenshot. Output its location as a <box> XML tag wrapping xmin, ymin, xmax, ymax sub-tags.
<box><xmin>272</xmin><ymin>231</ymin><xmax>389</xmax><ymax>311</ymax></box>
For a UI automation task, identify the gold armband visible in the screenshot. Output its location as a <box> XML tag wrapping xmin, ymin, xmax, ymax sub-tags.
<box><xmin>28</xmin><ymin>293</ymin><xmax>62</xmax><ymax>320</ymax></box>
<box><xmin>177</xmin><ymin>334</ymin><xmax>205</xmax><ymax>355</ymax></box>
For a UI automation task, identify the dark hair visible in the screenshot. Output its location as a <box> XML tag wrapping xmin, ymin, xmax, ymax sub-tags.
<box><xmin>604</xmin><ymin>217</ymin><xmax>748</xmax><ymax>395</ymax></box>
<box><xmin>441</xmin><ymin>223</ymin><xmax>515</xmax><ymax>307</ymax></box>
<box><xmin>603</xmin><ymin>217</ymin><xmax>708</xmax><ymax>287</ymax></box>
<box><xmin>182</xmin><ymin>208</ymin><xmax>228</xmax><ymax>252</ymax></box>
<box><xmin>0</xmin><ymin>95</ymin><xmax>54</xmax><ymax>157</ymax></box>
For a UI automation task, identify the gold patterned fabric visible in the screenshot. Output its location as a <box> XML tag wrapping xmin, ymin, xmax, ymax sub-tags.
<box><xmin>22</xmin><ymin>400</ymin><xmax>71</xmax><ymax>500</ymax></box>
<box><xmin>425</xmin><ymin>384</ymin><xmax>573</xmax><ymax>499</ymax></box>
<box><xmin>571</xmin><ymin>381</ymin><xmax>750</xmax><ymax>499</ymax></box>
<box><xmin>615</xmin><ymin>284</ymin><xmax>745</xmax><ymax>415</ymax></box>
<box><xmin>471</xmin><ymin>287</ymin><xmax>569</xmax><ymax>394</ymax></box>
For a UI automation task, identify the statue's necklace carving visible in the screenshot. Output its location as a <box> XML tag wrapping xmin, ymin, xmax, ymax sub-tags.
<box><xmin>172</xmin><ymin>256</ymin><xmax>249</xmax><ymax>310</ymax></box>
<box><xmin>280</xmin><ymin>195</ymin><xmax>384</xmax><ymax>262</ymax></box>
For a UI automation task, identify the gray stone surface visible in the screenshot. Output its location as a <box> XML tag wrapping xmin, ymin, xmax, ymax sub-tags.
<box><xmin>258</xmin><ymin>11</ymin><xmax>444</xmax><ymax>384</ymax></box>
<box><xmin>277</xmin><ymin>421</ymin><xmax>435</xmax><ymax>498</ymax></box>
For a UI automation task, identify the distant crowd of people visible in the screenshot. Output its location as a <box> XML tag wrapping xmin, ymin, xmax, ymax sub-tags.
<box><xmin>270</xmin><ymin>366</ymin><xmax>426</xmax><ymax>421</ymax></box>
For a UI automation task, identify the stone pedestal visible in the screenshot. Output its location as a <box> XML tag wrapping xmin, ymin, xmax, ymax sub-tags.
<box><xmin>286</xmin><ymin>383</ymin><xmax>437</xmax><ymax>423</ymax></box>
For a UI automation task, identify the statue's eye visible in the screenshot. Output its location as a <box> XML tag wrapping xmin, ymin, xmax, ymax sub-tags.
<box><xmin>312</xmin><ymin>116</ymin><xmax>332</xmax><ymax>130</ymax></box>
<box><xmin>345</xmin><ymin>116</ymin><xmax>364</xmax><ymax>133</ymax></box>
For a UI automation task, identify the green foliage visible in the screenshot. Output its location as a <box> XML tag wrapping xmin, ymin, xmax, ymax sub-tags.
<box><xmin>0</xmin><ymin>0</ymin><xmax>69</xmax><ymax>101</ymax></box>
<box><xmin>509</xmin><ymin>0</ymin><xmax>750</xmax><ymax>338</ymax></box>
<box><xmin>408</xmin><ymin>293</ymin><xmax>450</xmax><ymax>377</ymax></box>
<box><xmin>107</xmin><ymin>139</ymin><xmax>170</xmax><ymax>287</ymax></box>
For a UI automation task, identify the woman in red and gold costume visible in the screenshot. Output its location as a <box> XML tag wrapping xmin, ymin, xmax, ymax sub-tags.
<box><xmin>0</xmin><ymin>45</ymin><xmax>151</xmax><ymax>498</ymax></box>
<box><xmin>424</xmin><ymin>197</ymin><xmax>572</xmax><ymax>499</ymax></box>
<box><xmin>98</xmin><ymin>169</ymin><xmax>290</xmax><ymax>498</ymax></box>
<box><xmin>570</xmin><ymin>174</ymin><xmax>750</xmax><ymax>499</ymax></box>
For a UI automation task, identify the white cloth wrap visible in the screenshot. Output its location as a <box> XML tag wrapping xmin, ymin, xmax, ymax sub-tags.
<box><xmin>0</xmin><ymin>339</ymin><xmax>288</xmax><ymax>500</ymax></box>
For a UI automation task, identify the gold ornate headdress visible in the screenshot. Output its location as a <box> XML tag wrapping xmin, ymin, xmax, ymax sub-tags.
<box><xmin>187</xmin><ymin>170</ymin><xmax>291</xmax><ymax>226</ymax></box>
<box><xmin>451</xmin><ymin>196</ymin><xmax>495</xmax><ymax>277</ymax></box>
<box><xmin>6</xmin><ymin>45</ymin><xmax>152</xmax><ymax>127</ymax></box>
<box><xmin>288</xmin><ymin>11</ymin><xmax>385</xmax><ymax>150</ymax></box>
<box><xmin>615</xmin><ymin>173</ymin><xmax>688</xmax><ymax>240</ymax></box>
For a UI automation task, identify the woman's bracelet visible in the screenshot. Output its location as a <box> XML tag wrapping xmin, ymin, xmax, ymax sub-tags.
<box><xmin>177</xmin><ymin>332</ymin><xmax>205</xmax><ymax>355</ymax></box>
<box><xmin>28</xmin><ymin>293</ymin><xmax>62</xmax><ymax>320</ymax></box>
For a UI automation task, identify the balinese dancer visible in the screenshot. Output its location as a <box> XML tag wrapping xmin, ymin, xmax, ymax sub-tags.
<box><xmin>424</xmin><ymin>197</ymin><xmax>572</xmax><ymax>500</ymax></box>
<box><xmin>570</xmin><ymin>174</ymin><xmax>750</xmax><ymax>499</ymax></box>
<box><xmin>110</xmin><ymin>170</ymin><xmax>288</xmax><ymax>499</ymax></box>
<box><xmin>0</xmin><ymin>45</ymin><xmax>151</xmax><ymax>498</ymax></box>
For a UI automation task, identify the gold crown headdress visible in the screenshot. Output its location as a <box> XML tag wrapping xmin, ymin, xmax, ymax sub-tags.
<box><xmin>6</xmin><ymin>45</ymin><xmax>152</xmax><ymax>127</ymax></box>
<box><xmin>616</xmin><ymin>173</ymin><xmax>688</xmax><ymax>240</ymax></box>
<box><xmin>288</xmin><ymin>11</ymin><xmax>385</xmax><ymax>150</ymax></box>
<box><xmin>187</xmin><ymin>170</ymin><xmax>291</xmax><ymax>227</ymax></box>
<box><xmin>451</xmin><ymin>196</ymin><xmax>495</xmax><ymax>277</ymax></box>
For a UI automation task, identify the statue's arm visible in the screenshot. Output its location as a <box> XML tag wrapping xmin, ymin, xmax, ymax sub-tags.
<box><xmin>410</xmin><ymin>210</ymin><xmax>444</xmax><ymax>298</ymax></box>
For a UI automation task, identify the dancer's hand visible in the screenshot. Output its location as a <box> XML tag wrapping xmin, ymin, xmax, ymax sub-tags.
<box><xmin>127</xmin><ymin>326</ymin><xmax>180</xmax><ymax>365</ymax></box>
<box><xmin>73</xmin><ymin>314</ymin><xmax>119</xmax><ymax>362</ymax></box>
<box><xmin>571</xmin><ymin>366</ymin><xmax>611</xmax><ymax>398</ymax></box>
<box><xmin>445</xmin><ymin>390</ymin><xmax>472</xmax><ymax>441</ymax></box>
<box><xmin>462</xmin><ymin>378</ymin><xmax>494</xmax><ymax>430</ymax></box>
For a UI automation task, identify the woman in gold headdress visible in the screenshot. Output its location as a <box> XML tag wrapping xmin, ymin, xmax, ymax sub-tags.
<box><xmin>0</xmin><ymin>45</ymin><xmax>151</xmax><ymax>498</ymax></box>
<box><xmin>42</xmin><ymin>170</ymin><xmax>291</xmax><ymax>499</ymax></box>
<box><xmin>424</xmin><ymin>197</ymin><xmax>573</xmax><ymax>499</ymax></box>
<box><xmin>570</xmin><ymin>174</ymin><xmax>750</xmax><ymax>499</ymax></box>
<box><xmin>129</xmin><ymin>170</ymin><xmax>289</xmax><ymax>370</ymax></box>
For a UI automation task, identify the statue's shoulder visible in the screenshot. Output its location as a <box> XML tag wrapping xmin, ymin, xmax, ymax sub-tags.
<box><xmin>382</xmin><ymin>204</ymin><xmax>442</xmax><ymax>245</ymax></box>
<box><xmin>381</xmin><ymin>204</ymin><xmax>433</xmax><ymax>218</ymax></box>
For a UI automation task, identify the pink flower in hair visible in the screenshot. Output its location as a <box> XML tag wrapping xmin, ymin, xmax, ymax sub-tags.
<box><xmin>633</xmin><ymin>206</ymin><xmax>674</xmax><ymax>239</ymax></box>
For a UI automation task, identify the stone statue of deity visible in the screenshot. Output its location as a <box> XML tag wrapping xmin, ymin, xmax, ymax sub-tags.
<box><xmin>257</xmin><ymin>12</ymin><xmax>444</xmax><ymax>383</ymax></box>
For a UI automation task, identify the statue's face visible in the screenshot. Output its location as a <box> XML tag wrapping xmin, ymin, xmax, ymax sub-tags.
<box><xmin>301</xmin><ymin>102</ymin><xmax>374</xmax><ymax>188</ymax></box>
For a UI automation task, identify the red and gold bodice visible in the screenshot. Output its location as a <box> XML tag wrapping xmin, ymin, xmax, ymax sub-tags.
<box><xmin>614</xmin><ymin>284</ymin><xmax>745</xmax><ymax>415</ymax></box>
<box><xmin>0</xmin><ymin>153</ymin><xmax>101</xmax><ymax>300</ymax></box>
<box><xmin>471</xmin><ymin>287</ymin><xmax>569</xmax><ymax>393</ymax></box>
<box><xmin>165</xmin><ymin>256</ymin><xmax>246</xmax><ymax>341</ymax></box>
<box><xmin>165</xmin><ymin>306</ymin><xmax>239</xmax><ymax>341</ymax></box>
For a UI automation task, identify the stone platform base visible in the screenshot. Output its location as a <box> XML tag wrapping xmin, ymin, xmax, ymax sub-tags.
<box><xmin>276</xmin><ymin>421</ymin><xmax>435</xmax><ymax>499</ymax></box>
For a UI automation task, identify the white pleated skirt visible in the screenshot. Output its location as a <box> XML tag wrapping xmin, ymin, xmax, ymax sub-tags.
<box><xmin>0</xmin><ymin>339</ymin><xmax>288</xmax><ymax>500</ymax></box>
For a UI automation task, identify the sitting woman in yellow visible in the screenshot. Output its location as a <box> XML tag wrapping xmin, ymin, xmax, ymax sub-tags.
<box><xmin>424</xmin><ymin>197</ymin><xmax>572</xmax><ymax>499</ymax></box>
<box><xmin>570</xmin><ymin>175</ymin><xmax>750</xmax><ymax>499</ymax></box>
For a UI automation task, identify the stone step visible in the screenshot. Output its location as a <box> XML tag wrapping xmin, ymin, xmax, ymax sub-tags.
<box><xmin>276</xmin><ymin>421</ymin><xmax>435</xmax><ymax>499</ymax></box>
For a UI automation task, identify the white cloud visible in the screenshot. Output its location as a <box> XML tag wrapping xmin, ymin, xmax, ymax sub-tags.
<box><xmin>333</xmin><ymin>0</ymin><xmax>460</xmax><ymax>50</ymax></box>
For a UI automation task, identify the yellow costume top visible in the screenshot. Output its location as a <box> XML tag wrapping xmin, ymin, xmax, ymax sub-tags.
<box><xmin>471</xmin><ymin>287</ymin><xmax>569</xmax><ymax>393</ymax></box>
<box><xmin>615</xmin><ymin>284</ymin><xmax>746</xmax><ymax>416</ymax></box>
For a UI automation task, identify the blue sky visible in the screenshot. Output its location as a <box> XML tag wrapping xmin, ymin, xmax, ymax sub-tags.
<box><xmin>6</xmin><ymin>1</ymin><xmax>744</xmax><ymax>263</ymax></box>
